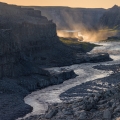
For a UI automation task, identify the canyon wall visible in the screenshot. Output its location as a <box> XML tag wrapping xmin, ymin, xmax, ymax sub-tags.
<box><xmin>26</xmin><ymin>6</ymin><xmax>106</xmax><ymax>30</ymax></box>
<box><xmin>0</xmin><ymin>2</ymin><xmax>73</xmax><ymax>78</ymax></box>
<box><xmin>0</xmin><ymin>22</ymin><xmax>58</xmax><ymax>78</ymax></box>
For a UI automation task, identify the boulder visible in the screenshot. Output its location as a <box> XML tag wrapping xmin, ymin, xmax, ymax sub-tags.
<box><xmin>103</xmin><ymin>109</ymin><xmax>111</xmax><ymax>120</ymax></box>
<box><xmin>45</xmin><ymin>109</ymin><xmax>58</xmax><ymax>119</ymax></box>
<box><xmin>79</xmin><ymin>110</ymin><xmax>87</xmax><ymax>120</ymax></box>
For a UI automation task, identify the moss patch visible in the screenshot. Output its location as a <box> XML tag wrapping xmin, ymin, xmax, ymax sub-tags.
<box><xmin>59</xmin><ymin>37</ymin><xmax>98</xmax><ymax>53</ymax></box>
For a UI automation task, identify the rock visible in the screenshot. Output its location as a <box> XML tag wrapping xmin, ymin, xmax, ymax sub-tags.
<box><xmin>72</xmin><ymin>104</ymin><xmax>79</xmax><ymax>109</ymax></box>
<box><xmin>62</xmin><ymin>109</ymin><xmax>73</xmax><ymax>115</ymax></box>
<box><xmin>95</xmin><ymin>93</ymin><xmax>101</xmax><ymax>98</ymax></box>
<box><xmin>79</xmin><ymin>104</ymin><xmax>86</xmax><ymax>110</ymax></box>
<box><xmin>110</xmin><ymin>88</ymin><xmax>117</xmax><ymax>95</ymax></box>
<box><xmin>85</xmin><ymin>103</ymin><xmax>96</xmax><ymax>111</ymax></box>
<box><xmin>53</xmin><ymin>103</ymin><xmax>58</xmax><ymax>106</ymax></box>
<box><xmin>110</xmin><ymin>99</ymin><xmax>115</xmax><ymax>103</ymax></box>
<box><xmin>103</xmin><ymin>109</ymin><xmax>111</xmax><ymax>119</ymax></box>
<box><xmin>94</xmin><ymin>96</ymin><xmax>99</xmax><ymax>102</ymax></box>
<box><xmin>73</xmin><ymin>106</ymin><xmax>80</xmax><ymax>111</ymax></box>
<box><xmin>79</xmin><ymin>110</ymin><xmax>87</xmax><ymax>120</ymax></box>
<box><xmin>98</xmin><ymin>100</ymin><xmax>107</xmax><ymax>105</ymax></box>
<box><xmin>88</xmin><ymin>97</ymin><xmax>94</xmax><ymax>103</ymax></box>
<box><xmin>74</xmin><ymin>111</ymin><xmax>82</xmax><ymax>117</ymax></box>
<box><xmin>87</xmin><ymin>53</ymin><xmax>111</xmax><ymax>62</ymax></box>
<box><xmin>114</xmin><ymin>105</ymin><xmax>120</xmax><ymax>113</ymax></box>
<box><xmin>90</xmin><ymin>109</ymin><xmax>96</xmax><ymax>112</ymax></box>
<box><xmin>83</xmin><ymin>96</ymin><xmax>89</xmax><ymax>102</ymax></box>
<box><xmin>45</xmin><ymin>109</ymin><xmax>58</xmax><ymax>119</ymax></box>
<box><xmin>104</xmin><ymin>90</ymin><xmax>112</xmax><ymax>98</ymax></box>
<box><xmin>97</xmin><ymin>104</ymin><xmax>106</xmax><ymax>109</ymax></box>
<box><xmin>78</xmin><ymin>101</ymin><xmax>84</xmax><ymax>106</ymax></box>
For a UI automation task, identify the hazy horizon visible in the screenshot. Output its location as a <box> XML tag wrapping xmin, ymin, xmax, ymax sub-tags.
<box><xmin>0</xmin><ymin>0</ymin><xmax>120</xmax><ymax>9</ymax></box>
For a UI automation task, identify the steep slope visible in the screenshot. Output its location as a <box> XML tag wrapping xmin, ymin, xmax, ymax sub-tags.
<box><xmin>0</xmin><ymin>3</ymin><xmax>76</xmax><ymax>120</ymax></box>
<box><xmin>99</xmin><ymin>5</ymin><xmax>120</xmax><ymax>29</ymax></box>
<box><xmin>26</xmin><ymin>6</ymin><xmax>106</xmax><ymax>30</ymax></box>
<box><xmin>0</xmin><ymin>2</ymin><xmax>76</xmax><ymax>78</ymax></box>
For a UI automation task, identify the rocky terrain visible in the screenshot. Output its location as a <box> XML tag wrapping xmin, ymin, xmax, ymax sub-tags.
<box><xmin>21</xmin><ymin>42</ymin><xmax>120</xmax><ymax>120</ymax></box>
<box><xmin>25</xmin><ymin>6</ymin><xmax>105</xmax><ymax>30</ymax></box>
<box><xmin>32</xmin><ymin>81</ymin><xmax>120</xmax><ymax>120</ymax></box>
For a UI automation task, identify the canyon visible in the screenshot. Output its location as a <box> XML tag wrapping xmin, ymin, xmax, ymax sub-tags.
<box><xmin>0</xmin><ymin>2</ymin><xmax>120</xmax><ymax>120</ymax></box>
<box><xmin>27</xmin><ymin>5</ymin><xmax>120</xmax><ymax>30</ymax></box>
<box><xmin>27</xmin><ymin>6</ymin><xmax>105</xmax><ymax>30</ymax></box>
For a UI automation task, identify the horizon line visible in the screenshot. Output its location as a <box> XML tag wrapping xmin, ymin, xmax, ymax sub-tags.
<box><xmin>0</xmin><ymin>1</ymin><xmax>118</xmax><ymax>9</ymax></box>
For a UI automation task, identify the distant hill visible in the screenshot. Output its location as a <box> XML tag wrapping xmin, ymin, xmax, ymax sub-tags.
<box><xmin>99</xmin><ymin>5</ymin><xmax>120</xmax><ymax>29</ymax></box>
<box><xmin>25</xmin><ymin>6</ymin><xmax>106</xmax><ymax>30</ymax></box>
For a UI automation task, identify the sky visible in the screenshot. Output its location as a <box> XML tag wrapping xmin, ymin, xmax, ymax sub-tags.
<box><xmin>0</xmin><ymin>0</ymin><xmax>120</xmax><ymax>8</ymax></box>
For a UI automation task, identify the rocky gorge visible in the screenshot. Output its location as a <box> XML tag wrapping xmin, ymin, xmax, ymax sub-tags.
<box><xmin>0</xmin><ymin>2</ymin><xmax>119</xmax><ymax>120</ymax></box>
<box><xmin>0</xmin><ymin>2</ymin><xmax>111</xmax><ymax>78</ymax></box>
<box><xmin>20</xmin><ymin>42</ymin><xmax>120</xmax><ymax>120</ymax></box>
<box><xmin>26</xmin><ymin>6</ymin><xmax>105</xmax><ymax>30</ymax></box>
<box><xmin>26</xmin><ymin>5</ymin><xmax>120</xmax><ymax>30</ymax></box>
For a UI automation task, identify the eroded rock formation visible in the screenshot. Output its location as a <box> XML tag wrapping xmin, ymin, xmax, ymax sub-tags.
<box><xmin>0</xmin><ymin>2</ymin><xmax>73</xmax><ymax>78</ymax></box>
<box><xmin>27</xmin><ymin>6</ymin><xmax>106</xmax><ymax>30</ymax></box>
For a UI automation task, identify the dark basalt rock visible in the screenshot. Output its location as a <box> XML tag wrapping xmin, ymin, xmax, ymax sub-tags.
<box><xmin>74</xmin><ymin>53</ymin><xmax>112</xmax><ymax>64</ymax></box>
<box><xmin>107</xmin><ymin>36</ymin><xmax>120</xmax><ymax>40</ymax></box>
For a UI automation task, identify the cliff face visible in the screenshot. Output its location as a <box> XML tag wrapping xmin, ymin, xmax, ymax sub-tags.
<box><xmin>0</xmin><ymin>29</ymin><xmax>18</xmax><ymax>78</ymax></box>
<box><xmin>0</xmin><ymin>2</ymin><xmax>74</xmax><ymax>78</ymax></box>
<box><xmin>26</xmin><ymin>6</ymin><xmax>106</xmax><ymax>30</ymax></box>
<box><xmin>99</xmin><ymin>5</ymin><xmax>120</xmax><ymax>29</ymax></box>
<box><xmin>0</xmin><ymin>23</ymin><xmax>58</xmax><ymax>78</ymax></box>
<box><xmin>0</xmin><ymin>4</ymin><xmax>77</xmax><ymax>119</ymax></box>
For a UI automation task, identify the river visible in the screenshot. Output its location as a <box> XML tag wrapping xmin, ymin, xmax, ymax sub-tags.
<box><xmin>18</xmin><ymin>42</ymin><xmax>120</xmax><ymax>119</ymax></box>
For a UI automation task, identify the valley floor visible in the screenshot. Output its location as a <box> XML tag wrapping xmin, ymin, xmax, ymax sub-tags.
<box><xmin>18</xmin><ymin>42</ymin><xmax>120</xmax><ymax>120</ymax></box>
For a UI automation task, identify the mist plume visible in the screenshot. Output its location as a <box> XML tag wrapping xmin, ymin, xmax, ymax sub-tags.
<box><xmin>57</xmin><ymin>25</ymin><xmax>118</xmax><ymax>42</ymax></box>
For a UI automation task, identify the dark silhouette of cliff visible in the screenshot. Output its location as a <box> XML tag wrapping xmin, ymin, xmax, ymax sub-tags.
<box><xmin>26</xmin><ymin>6</ymin><xmax>106</xmax><ymax>30</ymax></box>
<box><xmin>0</xmin><ymin>2</ymin><xmax>77</xmax><ymax>78</ymax></box>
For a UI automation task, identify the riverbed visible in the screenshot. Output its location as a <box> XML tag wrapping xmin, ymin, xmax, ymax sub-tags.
<box><xmin>18</xmin><ymin>42</ymin><xmax>120</xmax><ymax>119</ymax></box>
